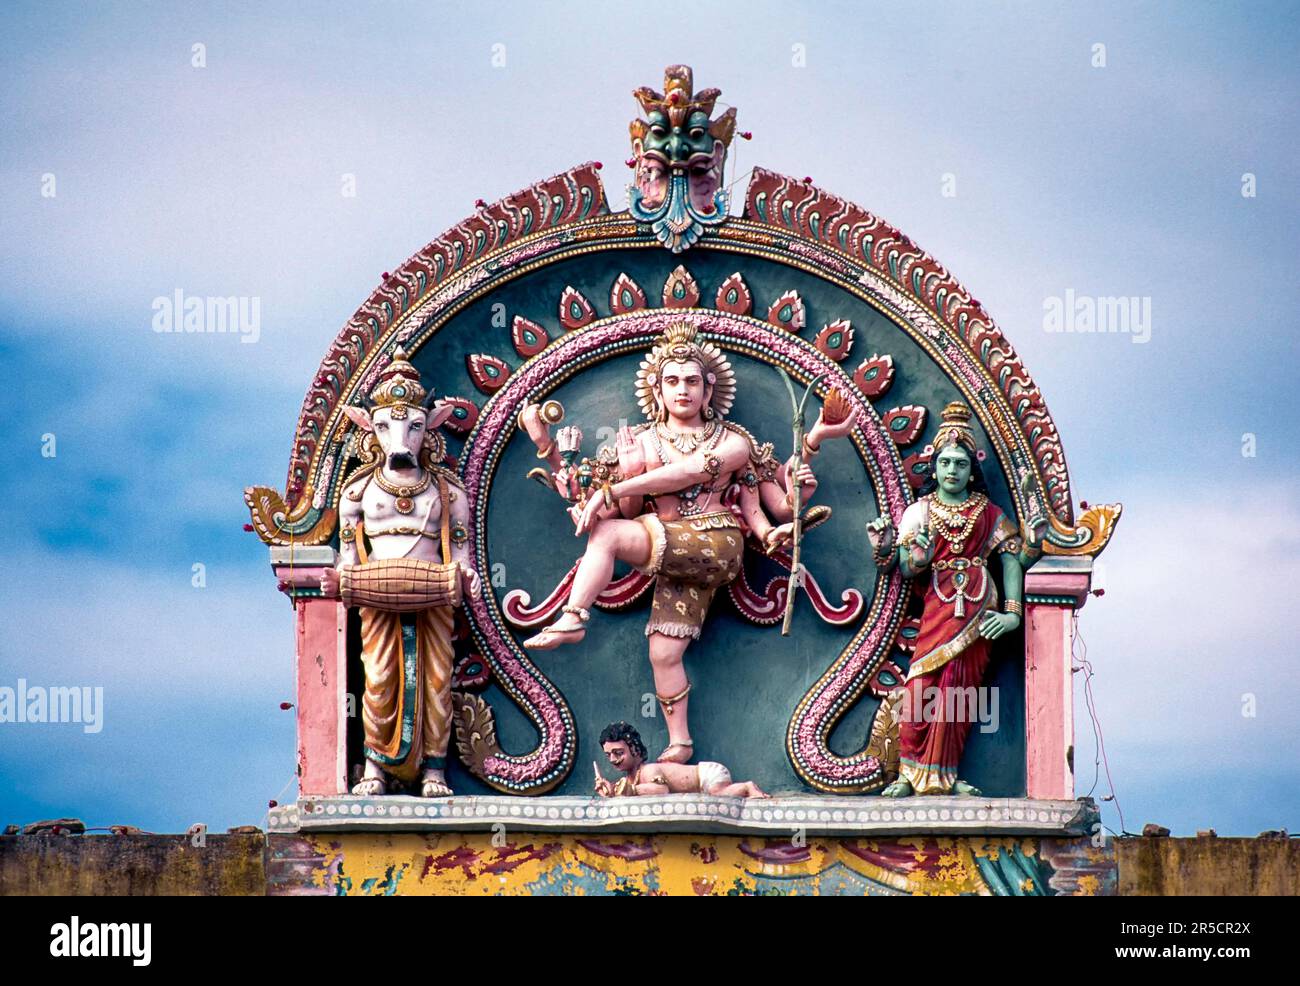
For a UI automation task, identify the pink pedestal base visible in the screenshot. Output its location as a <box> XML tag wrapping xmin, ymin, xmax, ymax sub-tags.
<box><xmin>1023</xmin><ymin>564</ymin><xmax>1092</xmax><ymax>800</ymax></box>
<box><xmin>273</xmin><ymin>551</ymin><xmax>348</xmax><ymax>796</ymax></box>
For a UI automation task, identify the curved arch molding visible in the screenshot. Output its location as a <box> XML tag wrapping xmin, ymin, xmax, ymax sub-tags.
<box><xmin>245</xmin><ymin>161</ymin><xmax>1121</xmax><ymax>794</ymax></box>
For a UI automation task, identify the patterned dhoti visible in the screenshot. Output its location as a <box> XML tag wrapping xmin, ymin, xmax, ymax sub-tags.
<box><xmin>636</xmin><ymin>510</ymin><xmax>744</xmax><ymax>639</ymax></box>
<box><xmin>357</xmin><ymin>604</ymin><xmax>454</xmax><ymax>782</ymax></box>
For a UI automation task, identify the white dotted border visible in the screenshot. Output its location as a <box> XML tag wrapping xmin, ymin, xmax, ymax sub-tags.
<box><xmin>268</xmin><ymin>797</ymin><xmax>1091</xmax><ymax>836</ymax></box>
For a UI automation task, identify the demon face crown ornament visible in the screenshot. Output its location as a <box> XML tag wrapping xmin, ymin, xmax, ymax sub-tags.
<box><xmin>628</xmin><ymin>65</ymin><xmax>737</xmax><ymax>252</ymax></box>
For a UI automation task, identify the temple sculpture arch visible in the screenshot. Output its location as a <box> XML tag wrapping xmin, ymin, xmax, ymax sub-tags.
<box><xmin>246</xmin><ymin>67</ymin><xmax>1118</xmax><ymax>858</ymax></box>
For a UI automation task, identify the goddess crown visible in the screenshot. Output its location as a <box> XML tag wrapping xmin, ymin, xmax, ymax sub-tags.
<box><xmin>935</xmin><ymin>401</ymin><xmax>979</xmax><ymax>454</ymax></box>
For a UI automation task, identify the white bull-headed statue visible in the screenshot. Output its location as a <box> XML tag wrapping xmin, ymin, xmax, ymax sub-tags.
<box><xmin>319</xmin><ymin>347</ymin><xmax>480</xmax><ymax>798</ymax></box>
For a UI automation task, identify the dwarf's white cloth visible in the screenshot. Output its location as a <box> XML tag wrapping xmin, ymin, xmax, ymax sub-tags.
<box><xmin>696</xmin><ymin>761</ymin><xmax>732</xmax><ymax>793</ymax></box>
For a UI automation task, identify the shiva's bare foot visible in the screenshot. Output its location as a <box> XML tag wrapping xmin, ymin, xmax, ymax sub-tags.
<box><xmin>522</xmin><ymin>607</ymin><xmax>589</xmax><ymax>650</ymax></box>
<box><xmin>658</xmin><ymin>741</ymin><xmax>694</xmax><ymax>764</ymax></box>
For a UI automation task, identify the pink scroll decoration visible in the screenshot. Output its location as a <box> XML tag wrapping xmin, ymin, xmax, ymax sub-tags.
<box><xmin>728</xmin><ymin>564</ymin><xmax>788</xmax><ymax>624</ymax></box>
<box><xmin>728</xmin><ymin>550</ymin><xmax>864</xmax><ymax>627</ymax></box>
<box><xmin>503</xmin><ymin>566</ymin><xmax>654</xmax><ymax>628</ymax></box>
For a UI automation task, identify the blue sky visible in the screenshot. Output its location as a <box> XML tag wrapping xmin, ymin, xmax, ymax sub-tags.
<box><xmin>1</xmin><ymin>1</ymin><xmax>1297</xmax><ymax>836</ymax></box>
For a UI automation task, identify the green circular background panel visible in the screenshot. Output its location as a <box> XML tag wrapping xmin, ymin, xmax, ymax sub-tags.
<box><xmin>397</xmin><ymin>243</ymin><xmax>1026</xmax><ymax>797</ymax></box>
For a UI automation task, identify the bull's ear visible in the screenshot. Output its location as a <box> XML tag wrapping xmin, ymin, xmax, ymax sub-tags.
<box><xmin>426</xmin><ymin>401</ymin><xmax>456</xmax><ymax>430</ymax></box>
<box><xmin>342</xmin><ymin>405</ymin><xmax>373</xmax><ymax>432</ymax></box>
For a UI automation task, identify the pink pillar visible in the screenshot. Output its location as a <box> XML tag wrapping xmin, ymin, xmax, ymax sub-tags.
<box><xmin>272</xmin><ymin>547</ymin><xmax>348</xmax><ymax>796</ymax></box>
<box><xmin>1023</xmin><ymin>557</ymin><xmax>1092</xmax><ymax>800</ymax></box>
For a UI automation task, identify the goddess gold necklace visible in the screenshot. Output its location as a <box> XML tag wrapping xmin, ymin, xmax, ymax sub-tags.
<box><xmin>928</xmin><ymin>492</ymin><xmax>987</xmax><ymax>553</ymax></box>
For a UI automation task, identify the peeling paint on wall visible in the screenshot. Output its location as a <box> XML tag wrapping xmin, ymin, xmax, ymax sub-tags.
<box><xmin>268</xmin><ymin>833</ymin><xmax>1115</xmax><ymax>896</ymax></box>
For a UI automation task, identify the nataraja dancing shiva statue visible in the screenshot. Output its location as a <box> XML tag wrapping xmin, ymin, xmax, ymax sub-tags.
<box><xmin>518</xmin><ymin>320</ymin><xmax>858</xmax><ymax>764</ymax></box>
<box><xmin>868</xmin><ymin>402</ymin><xmax>1045</xmax><ymax>796</ymax></box>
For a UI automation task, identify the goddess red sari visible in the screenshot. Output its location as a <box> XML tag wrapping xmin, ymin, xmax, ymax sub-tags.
<box><xmin>898</xmin><ymin>493</ymin><xmax>1021</xmax><ymax>794</ymax></box>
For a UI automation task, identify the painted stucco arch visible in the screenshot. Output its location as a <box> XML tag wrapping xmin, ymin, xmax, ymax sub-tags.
<box><xmin>246</xmin><ymin>160</ymin><xmax>1119</xmax><ymax>796</ymax></box>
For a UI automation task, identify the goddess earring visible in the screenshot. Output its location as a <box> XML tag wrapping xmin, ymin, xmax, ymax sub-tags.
<box><xmin>703</xmin><ymin>405</ymin><xmax>715</xmax><ymax>420</ymax></box>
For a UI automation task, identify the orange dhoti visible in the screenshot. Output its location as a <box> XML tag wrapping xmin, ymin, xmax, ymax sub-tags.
<box><xmin>357</xmin><ymin>604</ymin><xmax>454</xmax><ymax>782</ymax></box>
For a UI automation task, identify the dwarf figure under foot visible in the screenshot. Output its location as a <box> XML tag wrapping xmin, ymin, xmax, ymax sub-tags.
<box><xmin>593</xmin><ymin>721</ymin><xmax>769</xmax><ymax>799</ymax></box>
